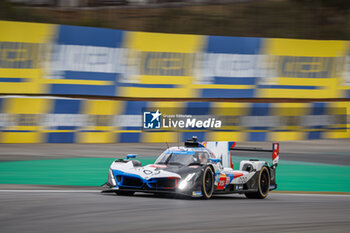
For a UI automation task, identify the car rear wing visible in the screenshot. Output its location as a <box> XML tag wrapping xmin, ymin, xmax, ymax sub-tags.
<box><xmin>230</xmin><ymin>143</ymin><xmax>280</xmax><ymax>168</ymax></box>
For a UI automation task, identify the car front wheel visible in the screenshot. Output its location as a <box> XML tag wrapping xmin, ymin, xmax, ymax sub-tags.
<box><xmin>201</xmin><ymin>166</ymin><xmax>214</xmax><ymax>199</ymax></box>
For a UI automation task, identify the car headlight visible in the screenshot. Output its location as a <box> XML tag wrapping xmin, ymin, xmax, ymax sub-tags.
<box><xmin>178</xmin><ymin>173</ymin><xmax>195</xmax><ymax>190</ymax></box>
<box><xmin>108</xmin><ymin>169</ymin><xmax>116</xmax><ymax>186</ymax></box>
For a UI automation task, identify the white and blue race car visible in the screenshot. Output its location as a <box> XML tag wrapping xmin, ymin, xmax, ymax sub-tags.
<box><xmin>104</xmin><ymin>137</ymin><xmax>279</xmax><ymax>199</ymax></box>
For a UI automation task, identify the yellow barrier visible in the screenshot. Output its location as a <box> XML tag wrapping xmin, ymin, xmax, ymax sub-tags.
<box><xmin>0</xmin><ymin>21</ymin><xmax>55</xmax><ymax>94</ymax></box>
<box><xmin>0</xmin><ymin>97</ymin><xmax>349</xmax><ymax>143</ymax></box>
<box><xmin>1</xmin><ymin>20</ymin><xmax>350</xmax><ymax>99</ymax></box>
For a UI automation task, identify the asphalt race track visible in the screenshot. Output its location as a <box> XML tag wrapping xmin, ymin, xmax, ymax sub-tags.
<box><xmin>0</xmin><ymin>191</ymin><xmax>349</xmax><ymax>233</ymax></box>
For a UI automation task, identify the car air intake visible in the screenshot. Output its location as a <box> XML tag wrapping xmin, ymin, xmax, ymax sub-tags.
<box><xmin>148</xmin><ymin>178</ymin><xmax>178</xmax><ymax>189</ymax></box>
<box><xmin>122</xmin><ymin>176</ymin><xmax>143</xmax><ymax>187</ymax></box>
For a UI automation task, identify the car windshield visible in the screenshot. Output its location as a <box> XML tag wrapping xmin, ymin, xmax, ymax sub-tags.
<box><xmin>155</xmin><ymin>150</ymin><xmax>210</xmax><ymax>166</ymax></box>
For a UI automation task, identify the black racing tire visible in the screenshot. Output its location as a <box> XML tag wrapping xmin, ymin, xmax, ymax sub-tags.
<box><xmin>201</xmin><ymin>166</ymin><xmax>214</xmax><ymax>199</ymax></box>
<box><xmin>245</xmin><ymin>166</ymin><xmax>270</xmax><ymax>199</ymax></box>
<box><xmin>115</xmin><ymin>191</ymin><xmax>135</xmax><ymax>196</ymax></box>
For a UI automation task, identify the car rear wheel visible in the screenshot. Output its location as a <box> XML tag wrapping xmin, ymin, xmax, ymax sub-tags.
<box><xmin>245</xmin><ymin>166</ymin><xmax>270</xmax><ymax>199</ymax></box>
<box><xmin>201</xmin><ymin>166</ymin><xmax>214</xmax><ymax>199</ymax></box>
<box><xmin>115</xmin><ymin>191</ymin><xmax>135</xmax><ymax>196</ymax></box>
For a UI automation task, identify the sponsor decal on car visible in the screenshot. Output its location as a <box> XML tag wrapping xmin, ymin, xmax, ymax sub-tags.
<box><xmin>217</xmin><ymin>174</ymin><xmax>227</xmax><ymax>190</ymax></box>
<box><xmin>192</xmin><ymin>191</ymin><xmax>202</xmax><ymax>197</ymax></box>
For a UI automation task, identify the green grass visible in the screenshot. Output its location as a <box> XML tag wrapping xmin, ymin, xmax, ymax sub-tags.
<box><xmin>0</xmin><ymin>157</ymin><xmax>349</xmax><ymax>192</ymax></box>
<box><xmin>0</xmin><ymin>157</ymin><xmax>155</xmax><ymax>186</ymax></box>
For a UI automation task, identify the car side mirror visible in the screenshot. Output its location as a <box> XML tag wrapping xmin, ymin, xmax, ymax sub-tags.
<box><xmin>209</xmin><ymin>158</ymin><xmax>221</xmax><ymax>164</ymax></box>
<box><xmin>126</xmin><ymin>154</ymin><xmax>138</xmax><ymax>160</ymax></box>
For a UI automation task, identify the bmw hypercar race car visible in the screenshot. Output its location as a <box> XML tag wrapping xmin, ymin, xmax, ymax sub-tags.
<box><xmin>103</xmin><ymin>137</ymin><xmax>279</xmax><ymax>199</ymax></box>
